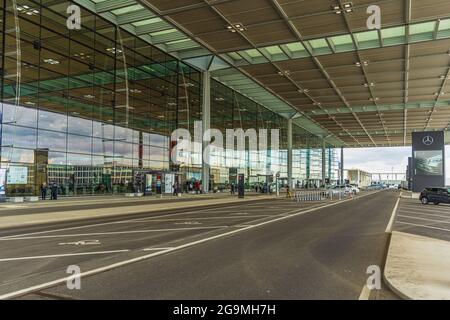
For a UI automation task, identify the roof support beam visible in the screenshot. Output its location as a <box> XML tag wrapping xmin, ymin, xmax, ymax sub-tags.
<box><xmin>404</xmin><ymin>0</ymin><xmax>411</xmax><ymax>145</ymax></box>
<box><xmin>336</xmin><ymin>0</ymin><xmax>385</xmax><ymax>147</ymax></box>
<box><xmin>269</xmin><ymin>0</ymin><xmax>363</xmax><ymax>147</ymax></box>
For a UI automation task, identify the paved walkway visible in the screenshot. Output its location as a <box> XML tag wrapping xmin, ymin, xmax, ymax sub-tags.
<box><xmin>0</xmin><ymin>192</ymin><xmax>276</xmax><ymax>230</ymax></box>
<box><xmin>384</xmin><ymin>196</ymin><xmax>450</xmax><ymax>299</ymax></box>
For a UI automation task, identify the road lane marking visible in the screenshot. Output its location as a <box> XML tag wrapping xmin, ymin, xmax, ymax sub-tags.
<box><xmin>385</xmin><ymin>193</ymin><xmax>401</xmax><ymax>233</ymax></box>
<box><xmin>398</xmin><ymin>206</ymin><xmax>450</xmax><ymax>214</ymax></box>
<box><xmin>396</xmin><ymin>211</ymin><xmax>450</xmax><ymax>219</ymax></box>
<box><xmin>0</xmin><ymin>190</ymin><xmax>384</xmax><ymax>300</ymax></box>
<box><xmin>358</xmin><ymin>284</ymin><xmax>372</xmax><ymax>300</ymax></box>
<box><xmin>0</xmin><ymin>250</ymin><xmax>130</xmax><ymax>262</ymax></box>
<box><xmin>0</xmin><ymin>226</ymin><xmax>229</xmax><ymax>241</ymax></box>
<box><xmin>397</xmin><ymin>215</ymin><xmax>450</xmax><ymax>224</ymax></box>
<box><xmin>125</xmin><ymin>215</ymin><xmax>271</xmax><ymax>222</ymax></box>
<box><xmin>142</xmin><ymin>247</ymin><xmax>174</xmax><ymax>251</ymax></box>
<box><xmin>59</xmin><ymin>240</ymin><xmax>101</xmax><ymax>246</ymax></box>
<box><xmin>396</xmin><ymin>221</ymin><xmax>450</xmax><ymax>233</ymax></box>
<box><xmin>174</xmin><ymin>222</ymin><xmax>202</xmax><ymax>225</ymax></box>
<box><xmin>0</xmin><ymin>199</ymin><xmax>277</xmax><ymax>240</ymax></box>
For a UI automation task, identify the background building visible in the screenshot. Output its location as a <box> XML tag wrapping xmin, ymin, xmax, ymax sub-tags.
<box><xmin>346</xmin><ymin>169</ymin><xmax>372</xmax><ymax>188</ymax></box>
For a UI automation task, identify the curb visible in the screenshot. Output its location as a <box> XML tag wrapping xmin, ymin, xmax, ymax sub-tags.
<box><xmin>382</xmin><ymin>235</ymin><xmax>412</xmax><ymax>300</ymax></box>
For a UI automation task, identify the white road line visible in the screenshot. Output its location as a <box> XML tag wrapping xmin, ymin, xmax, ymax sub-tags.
<box><xmin>0</xmin><ymin>250</ymin><xmax>130</xmax><ymax>262</ymax></box>
<box><xmin>358</xmin><ymin>284</ymin><xmax>372</xmax><ymax>300</ymax></box>
<box><xmin>397</xmin><ymin>215</ymin><xmax>450</xmax><ymax>224</ymax></box>
<box><xmin>0</xmin><ymin>226</ymin><xmax>228</xmax><ymax>241</ymax></box>
<box><xmin>0</xmin><ymin>199</ymin><xmax>274</xmax><ymax>240</ymax></box>
<box><xmin>402</xmin><ymin>203</ymin><xmax>450</xmax><ymax>213</ymax></box>
<box><xmin>398</xmin><ymin>206</ymin><xmax>450</xmax><ymax>214</ymax></box>
<box><xmin>396</xmin><ymin>211</ymin><xmax>450</xmax><ymax>219</ymax></box>
<box><xmin>385</xmin><ymin>193</ymin><xmax>401</xmax><ymax>233</ymax></box>
<box><xmin>396</xmin><ymin>207</ymin><xmax>450</xmax><ymax>216</ymax></box>
<box><xmin>0</xmin><ymin>190</ymin><xmax>383</xmax><ymax>300</ymax></box>
<box><xmin>142</xmin><ymin>247</ymin><xmax>174</xmax><ymax>251</ymax></box>
<box><xmin>120</xmin><ymin>215</ymin><xmax>271</xmax><ymax>222</ymax></box>
<box><xmin>396</xmin><ymin>221</ymin><xmax>450</xmax><ymax>233</ymax></box>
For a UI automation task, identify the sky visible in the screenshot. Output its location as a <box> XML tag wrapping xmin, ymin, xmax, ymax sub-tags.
<box><xmin>344</xmin><ymin>146</ymin><xmax>450</xmax><ymax>184</ymax></box>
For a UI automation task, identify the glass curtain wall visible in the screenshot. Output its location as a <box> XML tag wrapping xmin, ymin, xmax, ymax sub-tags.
<box><xmin>0</xmin><ymin>0</ymin><xmax>339</xmax><ymax>197</ymax></box>
<box><xmin>0</xmin><ymin>0</ymin><xmax>201</xmax><ymax>196</ymax></box>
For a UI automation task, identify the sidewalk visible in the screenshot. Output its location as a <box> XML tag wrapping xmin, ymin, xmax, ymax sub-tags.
<box><xmin>384</xmin><ymin>196</ymin><xmax>450</xmax><ymax>300</ymax></box>
<box><xmin>384</xmin><ymin>231</ymin><xmax>450</xmax><ymax>299</ymax></box>
<box><xmin>0</xmin><ymin>193</ymin><xmax>277</xmax><ymax>230</ymax></box>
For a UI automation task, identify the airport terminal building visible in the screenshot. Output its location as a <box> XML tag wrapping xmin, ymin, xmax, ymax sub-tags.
<box><xmin>0</xmin><ymin>0</ymin><xmax>339</xmax><ymax>197</ymax></box>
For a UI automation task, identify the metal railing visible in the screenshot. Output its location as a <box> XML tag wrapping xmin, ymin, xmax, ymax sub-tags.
<box><xmin>294</xmin><ymin>190</ymin><xmax>352</xmax><ymax>202</ymax></box>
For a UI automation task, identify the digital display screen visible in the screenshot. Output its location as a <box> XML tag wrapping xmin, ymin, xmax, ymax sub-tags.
<box><xmin>414</xmin><ymin>150</ymin><xmax>443</xmax><ymax>176</ymax></box>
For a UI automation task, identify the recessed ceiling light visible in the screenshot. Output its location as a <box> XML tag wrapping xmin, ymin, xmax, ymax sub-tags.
<box><xmin>106</xmin><ymin>47</ymin><xmax>123</xmax><ymax>54</ymax></box>
<box><xmin>130</xmin><ymin>89</ymin><xmax>142</xmax><ymax>94</ymax></box>
<box><xmin>179</xmin><ymin>82</ymin><xmax>194</xmax><ymax>88</ymax></box>
<box><xmin>356</xmin><ymin>61</ymin><xmax>368</xmax><ymax>67</ymax></box>
<box><xmin>17</xmin><ymin>5</ymin><xmax>39</xmax><ymax>15</ymax></box>
<box><xmin>278</xmin><ymin>70</ymin><xmax>290</xmax><ymax>76</ymax></box>
<box><xmin>157</xmin><ymin>115</ymin><xmax>165</xmax><ymax>118</ymax></box>
<box><xmin>226</xmin><ymin>23</ymin><xmax>246</xmax><ymax>33</ymax></box>
<box><xmin>83</xmin><ymin>94</ymin><xmax>95</xmax><ymax>99</ymax></box>
<box><xmin>215</xmin><ymin>97</ymin><xmax>225</xmax><ymax>102</ymax></box>
<box><xmin>332</xmin><ymin>3</ymin><xmax>353</xmax><ymax>14</ymax></box>
<box><xmin>43</xmin><ymin>58</ymin><xmax>60</xmax><ymax>65</ymax></box>
<box><xmin>363</xmin><ymin>83</ymin><xmax>375</xmax><ymax>87</ymax></box>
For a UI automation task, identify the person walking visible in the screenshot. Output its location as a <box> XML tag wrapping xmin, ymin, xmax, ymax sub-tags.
<box><xmin>40</xmin><ymin>182</ymin><xmax>47</xmax><ymax>200</ymax></box>
<box><xmin>173</xmin><ymin>182</ymin><xmax>178</xmax><ymax>196</ymax></box>
<box><xmin>230</xmin><ymin>183</ymin><xmax>235</xmax><ymax>195</ymax></box>
<box><xmin>50</xmin><ymin>182</ymin><xmax>58</xmax><ymax>200</ymax></box>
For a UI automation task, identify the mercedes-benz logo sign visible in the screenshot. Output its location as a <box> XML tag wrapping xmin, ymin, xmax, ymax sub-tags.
<box><xmin>423</xmin><ymin>136</ymin><xmax>434</xmax><ymax>146</ymax></box>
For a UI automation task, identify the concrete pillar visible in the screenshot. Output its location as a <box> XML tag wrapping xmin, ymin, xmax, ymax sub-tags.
<box><xmin>202</xmin><ymin>71</ymin><xmax>210</xmax><ymax>193</ymax></box>
<box><xmin>287</xmin><ymin>118</ymin><xmax>293</xmax><ymax>189</ymax></box>
<box><xmin>340</xmin><ymin>147</ymin><xmax>344</xmax><ymax>185</ymax></box>
<box><xmin>321</xmin><ymin>140</ymin><xmax>326</xmax><ymax>187</ymax></box>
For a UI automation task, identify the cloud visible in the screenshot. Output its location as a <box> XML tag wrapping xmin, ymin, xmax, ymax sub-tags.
<box><xmin>344</xmin><ymin>147</ymin><xmax>410</xmax><ymax>173</ymax></box>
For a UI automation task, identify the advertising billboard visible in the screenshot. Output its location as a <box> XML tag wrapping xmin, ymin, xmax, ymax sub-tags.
<box><xmin>412</xmin><ymin>131</ymin><xmax>445</xmax><ymax>192</ymax></box>
<box><xmin>7</xmin><ymin>166</ymin><xmax>28</xmax><ymax>184</ymax></box>
<box><xmin>414</xmin><ymin>150</ymin><xmax>443</xmax><ymax>176</ymax></box>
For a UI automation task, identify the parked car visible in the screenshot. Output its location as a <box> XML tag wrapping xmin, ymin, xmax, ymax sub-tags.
<box><xmin>419</xmin><ymin>187</ymin><xmax>450</xmax><ymax>205</ymax></box>
<box><xmin>388</xmin><ymin>184</ymin><xmax>399</xmax><ymax>189</ymax></box>
<box><xmin>331</xmin><ymin>185</ymin><xmax>359</xmax><ymax>195</ymax></box>
<box><xmin>348</xmin><ymin>185</ymin><xmax>360</xmax><ymax>194</ymax></box>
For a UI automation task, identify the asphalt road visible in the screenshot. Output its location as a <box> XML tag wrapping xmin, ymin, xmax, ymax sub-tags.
<box><xmin>0</xmin><ymin>190</ymin><xmax>400</xmax><ymax>300</ymax></box>
<box><xmin>0</xmin><ymin>193</ymin><xmax>253</xmax><ymax>217</ymax></box>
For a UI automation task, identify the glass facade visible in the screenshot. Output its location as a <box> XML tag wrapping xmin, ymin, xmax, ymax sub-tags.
<box><xmin>0</xmin><ymin>0</ymin><xmax>339</xmax><ymax>197</ymax></box>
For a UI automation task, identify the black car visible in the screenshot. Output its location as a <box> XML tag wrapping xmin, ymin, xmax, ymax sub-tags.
<box><xmin>419</xmin><ymin>187</ymin><xmax>450</xmax><ymax>205</ymax></box>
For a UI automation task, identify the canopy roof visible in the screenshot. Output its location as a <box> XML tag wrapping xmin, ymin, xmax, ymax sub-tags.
<box><xmin>74</xmin><ymin>0</ymin><xmax>450</xmax><ymax>147</ymax></box>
